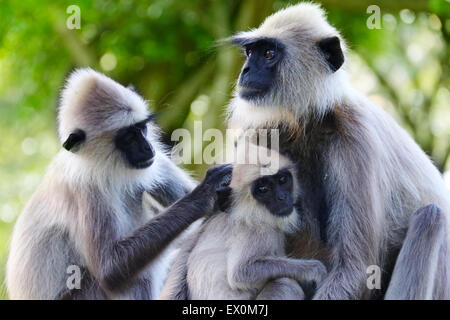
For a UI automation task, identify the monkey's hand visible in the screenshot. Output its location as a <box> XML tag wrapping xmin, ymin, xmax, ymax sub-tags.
<box><xmin>297</xmin><ymin>259</ymin><xmax>328</xmax><ymax>285</ymax></box>
<box><xmin>191</xmin><ymin>164</ymin><xmax>233</xmax><ymax>211</ymax></box>
<box><xmin>202</xmin><ymin>164</ymin><xmax>233</xmax><ymax>191</ymax></box>
<box><xmin>215</xmin><ymin>185</ymin><xmax>232</xmax><ymax>213</ymax></box>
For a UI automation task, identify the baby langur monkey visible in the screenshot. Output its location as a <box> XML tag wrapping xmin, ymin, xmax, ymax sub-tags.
<box><xmin>160</xmin><ymin>143</ymin><xmax>327</xmax><ymax>300</ymax></box>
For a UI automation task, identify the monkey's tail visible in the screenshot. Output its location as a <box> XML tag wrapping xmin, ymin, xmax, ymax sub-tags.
<box><xmin>385</xmin><ymin>204</ymin><xmax>448</xmax><ymax>300</ymax></box>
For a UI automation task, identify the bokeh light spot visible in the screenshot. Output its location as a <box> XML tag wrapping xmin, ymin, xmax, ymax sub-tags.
<box><xmin>21</xmin><ymin>137</ymin><xmax>37</xmax><ymax>156</ymax></box>
<box><xmin>100</xmin><ymin>52</ymin><xmax>117</xmax><ymax>71</ymax></box>
<box><xmin>191</xmin><ymin>95</ymin><xmax>210</xmax><ymax>117</ymax></box>
<box><xmin>400</xmin><ymin>9</ymin><xmax>415</xmax><ymax>24</ymax></box>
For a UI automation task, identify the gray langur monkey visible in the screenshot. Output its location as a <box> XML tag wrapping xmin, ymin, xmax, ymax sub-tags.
<box><xmin>6</xmin><ymin>68</ymin><xmax>232</xmax><ymax>300</ymax></box>
<box><xmin>160</xmin><ymin>144</ymin><xmax>327</xmax><ymax>300</ymax></box>
<box><xmin>227</xmin><ymin>3</ymin><xmax>450</xmax><ymax>299</ymax></box>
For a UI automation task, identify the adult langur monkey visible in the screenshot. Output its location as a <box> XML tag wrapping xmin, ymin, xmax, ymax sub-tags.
<box><xmin>6</xmin><ymin>69</ymin><xmax>232</xmax><ymax>299</ymax></box>
<box><xmin>227</xmin><ymin>3</ymin><xmax>450</xmax><ymax>299</ymax></box>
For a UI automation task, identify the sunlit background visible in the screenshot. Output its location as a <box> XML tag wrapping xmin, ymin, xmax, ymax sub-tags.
<box><xmin>0</xmin><ymin>0</ymin><xmax>449</xmax><ymax>299</ymax></box>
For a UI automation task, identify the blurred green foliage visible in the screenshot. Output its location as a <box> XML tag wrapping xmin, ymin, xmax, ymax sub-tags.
<box><xmin>0</xmin><ymin>0</ymin><xmax>449</xmax><ymax>299</ymax></box>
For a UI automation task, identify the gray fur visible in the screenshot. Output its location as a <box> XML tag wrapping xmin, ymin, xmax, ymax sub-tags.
<box><xmin>161</xmin><ymin>214</ymin><xmax>324</xmax><ymax>300</ymax></box>
<box><xmin>158</xmin><ymin>230</ymin><xmax>202</xmax><ymax>300</ymax></box>
<box><xmin>6</xmin><ymin>69</ymin><xmax>200</xmax><ymax>299</ymax></box>
<box><xmin>228</xmin><ymin>3</ymin><xmax>450</xmax><ymax>299</ymax></box>
<box><xmin>256</xmin><ymin>278</ymin><xmax>305</xmax><ymax>300</ymax></box>
<box><xmin>160</xmin><ymin>155</ymin><xmax>327</xmax><ymax>300</ymax></box>
<box><xmin>385</xmin><ymin>204</ymin><xmax>449</xmax><ymax>300</ymax></box>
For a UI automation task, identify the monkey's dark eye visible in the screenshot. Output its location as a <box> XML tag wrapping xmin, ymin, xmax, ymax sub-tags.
<box><xmin>257</xmin><ymin>185</ymin><xmax>269</xmax><ymax>193</ymax></box>
<box><xmin>279</xmin><ymin>175</ymin><xmax>287</xmax><ymax>184</ymax></box>
<box><xmin>245</xmin><ymin>47</ymin><xmax>252</xmax><ymax>57</ymax></box>
<box><xmin>264</xmin><ymin>49</ymin><xmax>275</xmax><ymax>59</ymax></box>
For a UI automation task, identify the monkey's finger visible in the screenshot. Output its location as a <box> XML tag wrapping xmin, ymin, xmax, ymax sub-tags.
<box><xmin>205</xmin><ymin>163</ymin><xmax>233</xmax><ymax>184</ymax></box>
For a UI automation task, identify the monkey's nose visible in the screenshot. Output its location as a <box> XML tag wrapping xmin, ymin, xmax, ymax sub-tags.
<box><xmin>242</xmin><ymin>66</ymin><xmax>250</xmax><ymax>75</ymax></box>
<box><xmin>277</xmin><ymin>194</ymin><xmax>286</xmax><ymax>201</ymax></box>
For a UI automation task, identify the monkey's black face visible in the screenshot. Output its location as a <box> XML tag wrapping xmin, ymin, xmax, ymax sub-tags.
<box><xmin>251</xmin><ymin>169</ymin><xmax>294</xmax><ymax>217</ymax></box>
<box><xmin>115</xmin><ymin>116</ymin><xmax>155</xmax><ymax>169</ymax></box>
<box><xmin>236</xmin><ymin>38</ymin><xmax>284</xmax><ymax>101</ymax></box>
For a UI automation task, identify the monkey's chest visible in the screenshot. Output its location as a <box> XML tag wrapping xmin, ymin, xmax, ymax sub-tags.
<box><xmin>186</xmin><ymin>219</ymin><xmax>258</xmax><ymax>300</ymax></box>
<box><xmin>187</xmin><ymin>236</ymin><xmax>251</xmax><ymax>300</ymax></box>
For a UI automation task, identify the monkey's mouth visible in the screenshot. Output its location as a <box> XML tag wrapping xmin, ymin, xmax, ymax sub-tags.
<box><xmin>271</xmin><ymin>206</ymin><xmax>294</xmax><ymax>217</ymax></box>
<box><xmin>133</xmin><ymin>158</ymin><xmax>154</xmax><ymax>169</ymax></box>
<box><xmin>239</xmin><ymin>86</ymin><xmax>266</xmax><ymax>100</ymax></box>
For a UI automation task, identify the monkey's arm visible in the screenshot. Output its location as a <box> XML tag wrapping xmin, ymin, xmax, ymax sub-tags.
<box><xmin>230</xmin><ymin>256</ymin><xmax>327</xmax><ymax>287</ymax></box>
<box><xmin>385</xmin><ymin>204</ymin><xmax>448</xmax><ymax>300</ymax></box>
<box><xmin>313</xmin><ymin>131</ymin><xmax>383</xmax><ymax>300</ymax></box>
<box><xmin>80</xmin><ymin>165</ymin><xmax>231</xmax><ymax>295</ymax></box>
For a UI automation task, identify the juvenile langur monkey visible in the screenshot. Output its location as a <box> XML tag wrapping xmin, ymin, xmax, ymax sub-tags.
<box><xmin>6</xmin><ymin>69</ymin><xmax>232</xmax><ymax>299</ymax></box>
<box><xmin>228</xmin><ymin>3</ymin><xmax>450</xmax><ymax>299</ymax></box>
<box><xmin>160</xmin><ymin>143</ymin><xmax>327</xmax><ymax>300</ymax></box>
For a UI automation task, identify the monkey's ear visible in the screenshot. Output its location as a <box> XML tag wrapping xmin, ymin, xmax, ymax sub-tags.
<box><xmin>317</xmin><ymin>36</ymin><xmax>344</xmax><ymax>72</ymax></box>
<box><xmin>63</xmin><ymin>129</ymin><xmax>86</xmax><ymax>152</ymax></box>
